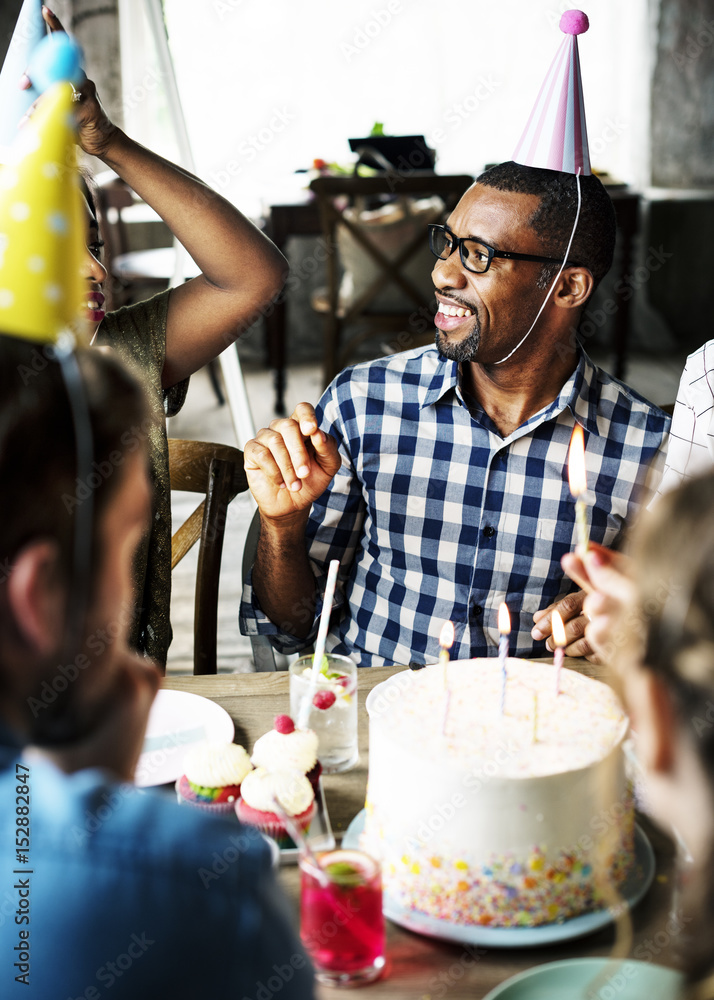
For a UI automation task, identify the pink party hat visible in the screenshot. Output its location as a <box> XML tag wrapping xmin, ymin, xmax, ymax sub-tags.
<box><xmin>513</xmin><ymin>9</ymin><xmax>591</xmax><ymax>176</ymax></box>
<box><xmin>0</xmin><ymin>0</ymin><xmax>47</xmax><ymax>156</ymax></box>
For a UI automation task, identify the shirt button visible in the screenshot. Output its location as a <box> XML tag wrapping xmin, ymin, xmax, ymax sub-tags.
<box><xmin>483</xmin><ymin>525</ymin><xmax>496</xmax><ymax>538</ymax></box>
<box><xmin>472</xmin><ymin>605</ymin><xmax>483</xmax><ymax>617</ymax></box>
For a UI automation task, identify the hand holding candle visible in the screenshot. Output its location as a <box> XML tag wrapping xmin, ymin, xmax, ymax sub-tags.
<box><xmin>552</xmin><ymin>609</ymin><xmax>566</xmax><ymax>696</ymax></box>
<box><xmin>568</xmin><ymin>424</ymin><xmax>590</xmax><ymax>552</ymax></box>
<box><xmin>498</xmin><ymin>603</ymin><xmax>510</xmax><ymax>715</ymax></box>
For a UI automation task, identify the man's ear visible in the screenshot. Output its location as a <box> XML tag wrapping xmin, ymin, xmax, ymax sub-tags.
<box><xmin>553</xmin><ymin>267</ymin><xmax>594</xmax><ymax>310</ymax></box>
<box><xmin>6</xmin><ymin>541</ymin><xmax>65</xmax><ymax>657</ymax></box>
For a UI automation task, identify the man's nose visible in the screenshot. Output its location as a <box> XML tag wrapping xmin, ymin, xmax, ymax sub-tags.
<box><xmin>432</xmin><ymin>249</ymin><xmax>467</xmax><ymax>289</ymax></box>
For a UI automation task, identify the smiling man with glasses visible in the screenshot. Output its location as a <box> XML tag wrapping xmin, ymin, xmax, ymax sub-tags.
<box><xmin>240</xmin><ymin>160</ymin><xmax>670</xmax><ymax>668</ymax></box>
<box><xmin>240</xmin><ymin>14</ymin><xmax>670</xmax><ymax>669</ymax></box>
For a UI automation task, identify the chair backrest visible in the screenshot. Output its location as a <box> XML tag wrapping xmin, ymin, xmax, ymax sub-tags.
<box><xmin>169</xmin><ymin>438</ymin><xmax>249</xmax><ymax>674</ymax></box>
<box><xmin>309</xmin><ymin>172</ymin><xmax>473</xmax><ymax>383</ymax></box>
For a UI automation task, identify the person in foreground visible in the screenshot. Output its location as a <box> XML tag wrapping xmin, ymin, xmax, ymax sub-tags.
<box><xmin>0</xmin><ymin>340</ymin><xmax>313</xmax><ymax>999</ymax></box>
<box><xmin>609</xmin><ymin>472</ymin><xmax>714</xmax><ymax>997</ymax></box>
<box><xmin>240</xmin><ymin>161</ymin><xmax>670</xmax><ymax>667</ymax></box>
<box><xmin>21</xmin><ymin>8</ymin><xmax>287</xmax><ymax>667</ymax></box>
<box><xmin>557</xmin><ymin>337</ymin><xmax>714</xmax><ymax>667</ymax></box>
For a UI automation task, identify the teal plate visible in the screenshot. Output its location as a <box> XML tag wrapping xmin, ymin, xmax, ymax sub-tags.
<box><xmin>483</xmin><ymin>958</ymin><xmax>682</xmax><ymax>999</ymax></box>
<box><xmin>343</xmin><ymin>811</ymin><xmax>655</xmax><ymax>948</ymax></box>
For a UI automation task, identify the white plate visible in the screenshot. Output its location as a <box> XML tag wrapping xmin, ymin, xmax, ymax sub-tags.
<box><xmin>483</xmin><ymin>958</ymin><xmax>682</xmax><ymax>999</ymax></box>
<box><xmin>344</xmin><ymin>811</ymin><xmax>655</xmax><ymax>948</ymax></box>
<box><xmin>135</xmin><ymin>689</ymin><xmax>235</xmax><ymax>787</ymax></box>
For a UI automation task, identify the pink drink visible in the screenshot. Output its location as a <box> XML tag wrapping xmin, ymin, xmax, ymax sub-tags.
<box><xmin>300</xmin><ymin>849</ymin><xmax>385</xmax><ymax>986</ymax></box>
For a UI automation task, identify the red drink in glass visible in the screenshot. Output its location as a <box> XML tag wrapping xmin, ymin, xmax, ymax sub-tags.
<box><xmin>300</xmin><ymin>849</ymin><xmax>385</xmax><ymax>986</ymax></box>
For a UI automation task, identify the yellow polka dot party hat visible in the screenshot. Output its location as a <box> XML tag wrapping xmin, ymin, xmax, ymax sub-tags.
<box><xmin>0</xmin><ymin>75</ymin><xmax>86</xmax><ymax>346</ymax></box>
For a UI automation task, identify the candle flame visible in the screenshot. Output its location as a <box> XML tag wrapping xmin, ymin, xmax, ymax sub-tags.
<box><xmin>498</xmin><ymin>602</ymin><xmax>510</xmax><ymax>635</ymax></box>
<box><xmin>568</xmin><ymin>424</ymin><xmax>587</xmax><ymax>497</ymax></box>
<box><xmin>552</xmin><ymin>610</ymin><xmax>566</xmax><ymax>648</ymax></box>
<box><xmin>439</xmin><ymin>620</ymin><xmax>455</xmax><ymax>649</ymax></box>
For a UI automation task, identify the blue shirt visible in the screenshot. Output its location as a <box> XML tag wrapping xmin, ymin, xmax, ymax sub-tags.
<box><xmin>0</xmin><ymin>723</ymin><xmax>314</xmax><ymax>1000</ymax></box>
<box><xmin>241</xmin><ymin>346</ymin><xmax>670</xmax><ymax>667</ymax></box>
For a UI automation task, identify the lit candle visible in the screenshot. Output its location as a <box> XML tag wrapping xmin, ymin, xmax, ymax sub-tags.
<box><xmin>439</xmin><ymin>621</ymin><xmax>454</xmax><ymax>736</ymax></box>
<box><xmin>568</xmin><ymin>424</ymin><xmax>590</xmax><ymax>552</ymax></box>
<box><xmin>552</xmin><ymin>610</ymin><xmax>566</xmax><ymax>696</ymax></box>
<box><xmin>532</xmin><ymin>690</ymin><xmax>539</xmax><ymax>744</ymax></box>
<box><xmin>439</xmin><ymin>620</ymin><xmax>455</xmax><ymax>675</ymax></box>
<box><xmin>498</xmin><ymin>603</ymin><xmax>510</xmax><ymax>715</ymax></box>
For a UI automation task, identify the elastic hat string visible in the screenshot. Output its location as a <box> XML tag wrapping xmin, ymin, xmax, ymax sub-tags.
<box><xmin>55</xmin><ymin>338</ymin><xmax>94</xmax><ymax>665</ymax></box>
<box><xmin>493</xmin><ymin>169</ymin><xmax>583</xmax><ymax>365</ymax></box>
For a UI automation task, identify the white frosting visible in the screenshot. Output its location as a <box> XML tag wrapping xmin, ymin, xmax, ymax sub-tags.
<box><xmin>251</xmin><ymin>727</ymin><xmax>318</xmax><ymax>773</ymax></box>
<box><xmin>362</xmin><ymin>660</ymin><xmax>634</xmax><ymax>927</ymax></box>
<box><xmin>367</xmin><ymin>659</ymin><xmax>628</xmax><ymax>777</ymax></box>
<box><xmin>183</xmin><ymin>741</ymin><xmax>252</xmax><ymax>787</ymax></box>
<box><xmin>239</xmin><ymin>767</ymin><xmax>314</xmax><ymax>817</ymax></box>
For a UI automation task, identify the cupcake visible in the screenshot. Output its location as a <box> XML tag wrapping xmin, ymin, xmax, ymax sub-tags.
<box><xmin>252</xmin><ymin>714</ymin><xmax>322</xmax><ymax>790</ymax></box>
<box><xmin>235</xmin><ymin>767</ymin><xmax>315</xmax><ymax>848</ymax></box>
<box><xmin>175</xmin><ymin>741</ymin><xmax>253</xmax><ymax>815</ymax></box>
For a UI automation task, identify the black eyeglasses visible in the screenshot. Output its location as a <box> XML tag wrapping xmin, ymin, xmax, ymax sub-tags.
<box><xmin>427</xmin><ymin>224</ymin><xmax>579</xmax><ymax>275</ymax></box>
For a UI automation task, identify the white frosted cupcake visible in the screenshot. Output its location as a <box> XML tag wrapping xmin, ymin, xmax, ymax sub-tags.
<box><xmin>175</xmin><ymin>741</ymin><xmax>253</xmax><ymax>815</ymax></box>
<box><xmin>251</xmin><ymin>714</ymin><xmax>322</xmax><ymax>790</ymax></box>
<box><xmin>235</xmin><ymin>767</ymin><xmax>315</xmax><ymax>847</ymax></box>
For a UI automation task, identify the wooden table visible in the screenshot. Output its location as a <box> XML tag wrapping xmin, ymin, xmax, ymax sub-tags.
<box><xmin>164</xmin><ymin>663</ymin><xmax>678</xmax><ymax>998</ymax></box>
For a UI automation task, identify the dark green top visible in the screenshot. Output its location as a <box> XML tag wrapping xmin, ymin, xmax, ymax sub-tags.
<box><xmin>97</xmin><ymin>289</ymin><xmax>188</xmax><ymax>667</ymax></box>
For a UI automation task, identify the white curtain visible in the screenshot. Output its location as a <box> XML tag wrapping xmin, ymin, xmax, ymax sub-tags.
<box><xmin>118</xmin><ymin>0</ymin><xmax>652</xmax><ymax>216</ymax></box>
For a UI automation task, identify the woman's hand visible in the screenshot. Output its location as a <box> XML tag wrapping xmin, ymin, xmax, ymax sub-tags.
<box><xmin>20</xmin><ymin>7</ymin><xmax>120</xmax><ymax>157</ymax></box>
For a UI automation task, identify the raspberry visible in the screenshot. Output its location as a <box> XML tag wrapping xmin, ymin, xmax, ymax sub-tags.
<box><xmin>313</xmin><ymin>690</ymin><xmax>336</xmax><ymax>710</ymax></box>
<box><xmin>274</xmin><ymin>714</ymin><xmax>295</xmax><ymax>734</ymax></box>
<box><xmin>337</xmin><ymin>676</ymin><xmax>350</xmax><ymax>689</ymax></box>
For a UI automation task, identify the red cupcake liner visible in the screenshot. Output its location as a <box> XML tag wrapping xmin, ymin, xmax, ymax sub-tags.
<box><xmin>235</xmin><ymin>798</ymin><xmax>315</xmax><ymax>847</ymax></box>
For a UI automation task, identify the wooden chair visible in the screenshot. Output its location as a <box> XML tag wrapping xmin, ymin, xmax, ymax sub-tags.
<box><xmin>309</xmin><ymin>172</ymin><xmax>473</xmax><ymax>385</ymax></box>
<box><xmin>169</xmin><ymin>439</ymin><xmax>249</xmax><ymax>674</ymax></box>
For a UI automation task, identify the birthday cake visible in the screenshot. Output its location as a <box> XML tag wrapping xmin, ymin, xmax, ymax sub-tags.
<box><xmin>361</xmin><ymin>659</ymin><xmax>634</xmax><ymax>928</ymax></box>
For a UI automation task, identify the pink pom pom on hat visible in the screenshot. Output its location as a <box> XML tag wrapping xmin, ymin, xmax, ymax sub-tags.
<box><xmin>513</xmin><ymin>8</ymin><xmax>591</xmax><ymax>175</ymax></box>
<box><xmin>560</xmin><ymin>9</ymin><xmax>589</xmax><ymax>34</ymax></box>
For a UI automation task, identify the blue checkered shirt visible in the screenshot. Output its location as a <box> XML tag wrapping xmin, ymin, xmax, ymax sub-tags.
<box><xmin>240</xmin><ymin>346</ymin><xmax>670</xmax><ymax>667</ymax></box>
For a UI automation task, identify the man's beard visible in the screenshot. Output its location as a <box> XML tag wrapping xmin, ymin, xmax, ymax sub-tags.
<box><xmin>435</xmin><ymin>321</ymin><xmax>481</xmax><ymax>363</ymax></box>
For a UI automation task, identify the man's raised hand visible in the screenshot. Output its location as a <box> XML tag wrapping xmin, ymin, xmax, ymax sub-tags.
<box><xmin>244</xmin><ymin>403</ymin><xmax>340</xmax><ymax>521</ymax></box>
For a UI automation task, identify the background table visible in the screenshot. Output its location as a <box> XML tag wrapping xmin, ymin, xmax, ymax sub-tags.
<box><xmin>164</xmin><ymin>662</ymin><xmax>679</xmax><ymax>999</ymax></box>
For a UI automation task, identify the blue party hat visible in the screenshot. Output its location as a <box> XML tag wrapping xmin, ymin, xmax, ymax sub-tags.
<box><xmin>0</xmin><ymin>0</ymin><xmax>47</xmax><ymax>158</ymax></box>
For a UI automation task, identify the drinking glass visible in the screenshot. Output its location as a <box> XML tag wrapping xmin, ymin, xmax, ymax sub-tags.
<box><xmin>300</xmin><ymin>849</ymin><xmax>385</xmax><ymax>986</ymax></box>
<box><xmin>289</xmin><ymin>654</ymin><xmax>358</xmax><ymax>773</ymax></box>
